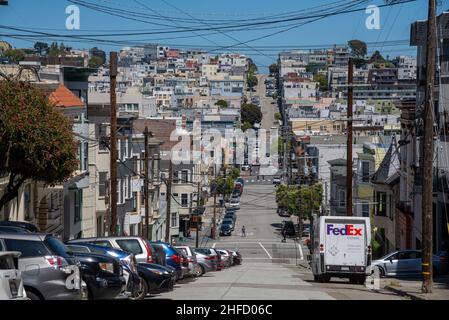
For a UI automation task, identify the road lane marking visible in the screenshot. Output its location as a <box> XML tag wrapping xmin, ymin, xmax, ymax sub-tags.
<box><xmin>297</xmin><ymin>242</ymin><xmax>304</xmax><ymax>260</ymax></box>
<box><xmin>212</xmin><ymin>242</ymin><xmax>216</xmax><ymax>248</ymax></box>
<box><xmin>258</xmin><ymin>242</ymin><xmax>272</xmax><ymax>259</ymax></box>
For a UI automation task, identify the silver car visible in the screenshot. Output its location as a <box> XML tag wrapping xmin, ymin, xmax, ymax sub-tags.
<box><xmin>68</xmin><ymin>236</ymin><xmax>154</xmax><ymax>264</ymax></box>
<box><xmin>371</xmin><ymin>250</ymin><xmax>446</xmax><ymax>277</ymax></box>
<box><xmin>0</xmin><ymin>233</ymin><xmax>83</xmax><ymax>300</ymax></box>
<box><xmin>175</xmin><ymin>246</ymin><xmax>203</xmax><ymax>277</ymax></box>
<box><xmin>0</xmin><ymin>251</ymin><xmax>28</xmax><ymax>300</ymax></box>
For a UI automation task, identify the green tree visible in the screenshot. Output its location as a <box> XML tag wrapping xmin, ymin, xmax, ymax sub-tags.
<box><xmin>3</xmin><ymin>49</ymin><xmax>25</xmax><ymax>63</ymax></box>
<box><xmin>247</xmin><ymin>74</ymin><xmax>258</xmax><ymax>88</ymax></box>
<box><xmin>241</xmin><ymin>122</ymin><xmax>253</xmax><ymax>132</ymax></box>
<box><xmin>348</xmin><ymin>39</ymin><xmax>367</xmax><ymax>58</ymax></box>
<box><xmin>247</xmin><ymin>58</ymin><xmax>258</xmax><ymax>74</ymax></box>
<box><xmin>274</xmin><ymin>112</ymin><xmax>281</xmax><ymax>121</ymax></box>
<box><xmin>296</xmin><ymin>184</ymin><xmax>323</xmax><ymax>219</ymax></box>
<box><xmin>229</xmin><ymin>167</ymin><xmax>240</xmax><ymax>180</ymax></box>
<box><xmin>241</xmin><ymin>103</ymin><xmax>262</xmax><ymax>126</ymax></box>
<box><xmin>313</xmin><ymin>73</ymin><xmax>328</xmax><ymax>91</ymax></box>
<box><xmin>0</xmin><ymin>81</ymin><xmax>78</xmax><ymax>213</ymax></box>
<box><xmin>48</xmin><ymin>42</ymin><xmax>60</xmax><ymax>57</ymax></box>
<box><xmin>369</xmin><ymin>50</ymin><xmax>386</xmax><ymax>64</ymax></box>
<box><xmin>88</xmin><ymin>56</ymin><xmax>104</xmax><ymax>68</ymax></box>
<box><xmin>269</xmin><ymin>63</ymin><xmax>279</xmax><ymax>76</ymax></box>
<box><xmin>215</xmin><ymin>99</ymin><xmax>228</xmax><ymax>108</ymax></box>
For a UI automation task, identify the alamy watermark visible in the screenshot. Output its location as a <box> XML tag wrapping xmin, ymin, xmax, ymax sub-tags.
<box><xmin>66</xmin><ymin>5</ymin><xmax>80</xmax><ymax>30</ymax></box>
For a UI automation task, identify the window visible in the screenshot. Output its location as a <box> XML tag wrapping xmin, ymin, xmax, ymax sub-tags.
<box><xmin>4</xmin><ymin>239</ymin><xmax>49</xmax><ymax>258</ymax></box>
<box><xmin>117</xmin><ymin>179</ymin><xmax>122</xmax><ymax>204</ymax></box>
<box><xmin>180</xmin><ymin>170</ymin><xmax>189</xmax><ymax>183</ymax></box>
<box><xmin>74</xmin><ymin>190</ymin><xmax>82</xmax><ymax>223</ymax></box>
<box><xmin>173</xmin><ymin>171</ymin><xmax>179</xmax><ymax>183</ymax></box>
<box><xmin>376</xmin><ymin>192</ymin><xmax>387</xmax><ymax>216</ymax></box>
<box><xmin>96</xmin><ymin>216</ymin><xmax>103</xmax><ymax>236</ymax></box>
<box><xmin>83</xmin><ymin>142</ymin><xmax>88</xmax><ymax>171</ymax></box>
<box><xmin>99</xmin><ymin>172</ymin><xmax>108</xmax><ymax>197</ymax></box>
<box><xmin>362</xmin><ymin>203</ymin><xmax>370</xmax><ymax>217</ymax></box>
<box><xmin>116</xmin><ymin>239</ymin><xmax>143</xmax><ymax>255</ymax></box>
<box><xmin>93</xmin><ymin>240</ymin><xmax>113</xmax><ymax>248</ymax></box>
<box><xmin>171</xmin><ymin>212</ymin><xmax>178</xmax><ymax>227</ymax></box>
<box><xmin>124</xmin><ymin>175</ymin><xmax>129</xmax><ymax>200</ymax></box>
<box><xmin>339</xmin><ymin>190</ymin><xmax>346</xmax><ymax>208</ymax></box>
<box><xmin>181</xmin><ymin>194</ymin><xmax>189</xmax><ymax>207</ymax></box>
<box><xmin>132</xmin><ymin>192</ymin><xmax>138</xmax><ymax>211</ymax></box>
<box><xmin>128</xmin><ymin>176</ymin><xmax>132</xmax><ymax>199</ymax></box>
<box><xmin>98</xmin><ymin>124</ymin><xmax>108</xmax><ymax>151</ymax></box>
<box><xmin>361</xmin><ymin>161</ymin><xmax>370</xmax><ymax>182</ymax></box>
<box><xmin>141</xmin><ymin>186</ymin><xmax>145</xmax><ymax>205</ymax></box>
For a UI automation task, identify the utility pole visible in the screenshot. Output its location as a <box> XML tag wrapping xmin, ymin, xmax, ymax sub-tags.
<box><xmin>144</xmin><ymin>127</ymin><xmax>150</xmax><ymax>240</ymax></box>
<box><xmin>164</xmin><ymin>158</ymin><xmax>173</xmax><ymax>244</ymax></box>
<box><xmin>422</xmin><ymin>0</ymin><xmax>436</xmax><ymax>294</ymax></box>
<box><xmin>195</xmin><ymin>177</ymin><xmax>201</xmax><ymax>248</ymax></box>
<box><xmin>109</xmin><ymin>52</ymin><xmax>118</xmax><ymax>236</ymax></box>
<box><xmin>346</xmin><ymin>58</ymin><xmax>354</xmax><ymax>216</ymax></box>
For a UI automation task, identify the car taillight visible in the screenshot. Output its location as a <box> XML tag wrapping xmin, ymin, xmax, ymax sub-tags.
<box><xmin>172</xmin><ymin>254</ymin><xmax>180</xmax><ymax>264</ymax></box>
<box><xmin>142</xmin><ymin>239</ymin><xmax>154</xmax><ymax>263</ymax></box>
<box><xmin>205</xmin><ymin>256</ymin><xmax>214</xmax><ymax>260</ymax></box>
<box><xmin>319</xmin><ymin>244</ymin><xmax>324</xmax><ymax>252</ymax></box>
<box><xmin>45</xmin><ymin>255</ymin><xmax>64</xmax><ymax>268</ymax></box>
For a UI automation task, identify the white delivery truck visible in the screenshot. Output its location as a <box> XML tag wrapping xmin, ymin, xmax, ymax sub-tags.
<box><xmin>311</xmin><ymin>216</ymin><xmax>371</xmax><ymax>284</ymax></box>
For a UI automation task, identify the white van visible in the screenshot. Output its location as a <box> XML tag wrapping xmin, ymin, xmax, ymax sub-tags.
<box><xmin>311</xmin><ymin>216</ymin><xmax>371</xmax><ymax>284</ymax></box>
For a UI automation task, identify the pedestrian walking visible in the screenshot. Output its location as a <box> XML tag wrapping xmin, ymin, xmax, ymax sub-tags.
<box><xmin>241</xmin><ymin>226</ymin><xmax>246</xmax><ymax>237</ymax></box>
<box><xmin>281</xmin><ymin>228</ymin><xmax>286</xmax><ymax>243</ymax></box>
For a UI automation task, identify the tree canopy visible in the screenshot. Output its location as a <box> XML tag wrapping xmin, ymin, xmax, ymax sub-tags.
<box><xmin>241</xmin><ymin>103</ymin><xmax>262</xmax><ymax>126</ymax></box>
<box><xmin>0</xmin><ymin>81</ymin><xmax>78</xmax><ymax>213</ymax></box>
<box><xmin>34</xmin><ymin>42</ymin><xmax>49</xmax><ymax>56</ymax></box>
<box><xmin>348</xmin><ymin>39</ymin><xmax>367</xmax><ymax>58</ymax></box>
<box><xmin>3</xmin><ymin>49</ymin><xmax>25</xmax><ymax>63</ymax></box>
<box><xmin>88</xmin><ymin>56</ymin><xmax>104</xmax><ymax>68</ymax></box>
<box><xmin>214</xmin><ymin>99</ymin><xmax>228</xmax><ymax>108</ymax></box>
<box><xmin>313</xmin><ymin>73</ymin><xmax>328</xmax><ymax>91</ymax></box>
<box><xmin>247</xmin><ymin>74</ymin><xmax>258</xmax><ymax>88</ymax></box>
<box><xmin>276</xmin><ymin>183</ymin><xmax>323</xmax><ymax>220</ymax></box>
<box><xmin>269</xmin><ymin>63</ymin><xmax>279</xmax><ymax>76</ymax></box>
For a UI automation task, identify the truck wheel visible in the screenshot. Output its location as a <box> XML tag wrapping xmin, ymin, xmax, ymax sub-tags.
<box><xmin>313</xmin><ymin>275</ymin><xmax>319</xmax><ymax>282</ymax></box>
<box><xmin>349</xmin><ymin>276</ymin><xmax>357</xmax><ymax>284</ymax></box>
<box><xmin>322</xmin><ymin>275</ymin><xmax>330</xmax><ymax>283</ymax></box>
<box><xmin>357</xmin><ymin>275</ymin><xmax>366</xmax><ymax>285</ymax></box>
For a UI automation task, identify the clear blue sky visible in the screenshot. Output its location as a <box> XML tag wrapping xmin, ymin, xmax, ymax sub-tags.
<box><xmin>0</xmin><ymin>0</ymin><xmax>444</xmax><ymax>72</ymax></box>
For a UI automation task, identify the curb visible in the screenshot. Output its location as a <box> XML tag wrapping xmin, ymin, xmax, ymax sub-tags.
<box><xmin>384</xmin><ymin>285</ymin><xmax>426</xmax><ymax>300</ymax></box>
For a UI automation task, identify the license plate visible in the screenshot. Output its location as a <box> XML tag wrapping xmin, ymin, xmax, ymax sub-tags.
<box><xmin>341</xmin><ymin>267</ymin><xmax>349</xmax><ymax>271</ymax></box>
<box><xmin>9</xmin><ymin>279</ymin><xmax>18</xmax><ymax>297</ymax></box>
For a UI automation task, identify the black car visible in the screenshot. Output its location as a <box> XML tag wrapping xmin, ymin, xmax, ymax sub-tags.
<box><xmin>73</xmin><ymin>252</ymin><xmax>125</xmax><ymax>300</ymax></box>
<box><xmin>222</xmin><ymin>219</ymin><xmax>235</xmax><ymax>231</ymax></box>
<box><xmin>220</xmin><ymin>224</ymin><xmax>232</xmax><ymax>236</ymax></box>
<box><xmin>137</xmin><ymin>263</ymin><xmax>176</xmax><ymax>296</ymax></box>
<box><xmin>282</xmin><ymin>221</ymin><xmax>296</xmax><ymax>237</ymax></box>
<box><xmin>224</xmin><ymin>212</ymin><xmax>237</xmax><ymax>222</ymax></box>
<box><xmin>0</xmin><ymin>221</ymin><xmax>39</xmax><ymax>232</ymax></box>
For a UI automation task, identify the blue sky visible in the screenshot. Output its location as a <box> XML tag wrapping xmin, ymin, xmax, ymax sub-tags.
<box><xmin>0</xmin><ymin>0</ymin><xmax>443</xmax><ymax>72</ymax></box>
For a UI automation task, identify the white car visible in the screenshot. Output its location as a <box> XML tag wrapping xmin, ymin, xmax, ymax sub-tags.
<box><xmin>273</xmin><ymin>176</ymin><xmax>282</xmax><ymax>185</ymax></box>
<box><xmin>229</xmin><ymin>198</ymin><xmax>240</xmax><ymax>209</ymax></box>
<box><xmin>0</xmin><ymin>251</ymin><xmax>28</xmax><ymax>300</ymax></box>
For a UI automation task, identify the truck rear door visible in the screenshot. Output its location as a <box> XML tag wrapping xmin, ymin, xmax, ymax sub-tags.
<box><xmin>324</xmin><ymin>221</ymin><xmax>367</xmax><ymax>267</ymax></box>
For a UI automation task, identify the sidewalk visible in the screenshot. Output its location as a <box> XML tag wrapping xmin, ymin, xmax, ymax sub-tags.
<box><xmin>382</xmin><ymin>276</ymin><xmax>449</xmax><ymax>300</ymax></box>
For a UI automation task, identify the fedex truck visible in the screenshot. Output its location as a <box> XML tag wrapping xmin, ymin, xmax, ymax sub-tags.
<box><xmin>311</xmin><ymin>216</ymin><xmax>371</xmax><ymax>284</ymax></box>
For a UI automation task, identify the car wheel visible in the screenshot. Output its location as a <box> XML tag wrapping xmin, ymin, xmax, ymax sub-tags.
<box><xmin>375</xmin><ymin>266</ymin><xmax>385</xmax><ymax>277</ymax></box>
<box><xmin>129</xmin><ymin>277</ymin><xmax>148</xmax><ymax>300</ymax></box>
<box><xmin>199</xmin><ymin>264</ymin><xmax>205</xmax><ymax>276</ymax></box>
<box><xmin>26</xmin><ymin>290</ymin><xmax>41</xmax><ymax>300</ymax></box>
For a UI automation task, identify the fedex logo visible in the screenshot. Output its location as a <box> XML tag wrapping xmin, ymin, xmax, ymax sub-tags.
<box><xmin>326</xmin><ymin>224</ymin><xmax>362</xmax><ymax>236</ymax></box>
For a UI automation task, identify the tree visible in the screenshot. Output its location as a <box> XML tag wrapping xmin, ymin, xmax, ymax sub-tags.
<box><xmin>247</xmin><ymin>74</ymin><xmax>258</xmax><ymax>88</ymax></box>
<box><xmin>215</xmin><ymin>99</ymin><xmax>228</xmax><ymax>108</ymax></box>
<box><xmin>229</xmin><ymin>167</ymin><xmax>240</xmax><ymax>180</ymax></box>
<box><xmin>241</xmin><ymin>103</ymin><xmax>262</xmax><ymax>126</ymax></box>
<box><xmin>3</xmin><ymin>49</ymin><xmax>25</xmax><ymax>63</ymax></box>
<box><xmin>88</xmin><ymin>56</ymin><xmax>103</xmax><ymax>68</ymax></box>
<box><xmin>348</xmin><ymin>39</ymin><xmax>367</xmax><ymax>58</ymax></box>
<box><xmin>313</xmin><ymin>73</ymin><xmax>328</xmax><ymax>91</ymax></box>
<box><xmin>269</xmin><ymin>63</ymin><xmax>279</xmax><ymax>76</ymax></box>
<box><xmin>48</xmin><ymin>42</ymin><xmax>60</xmax><ymax>57</ymax></box>
<box><xmin>296</xmin><ymin>184</ymin><xmax>323</xmax><ymax>219</ymax></box>
<box><xmin>0</xmin><ymin>81</ymin><xmax>78</xmax><ymax>213</ymax></box>
<box><xmin>274</xmin><ymin>112</ymin><xmax>281</xmax><ymax>121</ymax></box>
<box><xmin>247</xmin><ymin>58</ymin><xmax>258</xmax><ymax>74</ymax></box>
<box><xmin>241</xmin><ymin>122</ymin><xmax>252</xmax><ymax>132</ymax></box>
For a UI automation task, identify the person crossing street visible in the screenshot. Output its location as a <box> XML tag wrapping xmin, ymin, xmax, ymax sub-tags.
<box><xmin>241</xmin><ymin>225</ymin><xmax>246</xmax><ymax>237</ymax></box>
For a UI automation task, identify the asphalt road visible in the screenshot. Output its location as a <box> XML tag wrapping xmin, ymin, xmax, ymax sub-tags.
<box><xmin>151</xmin><ymin>183</ymin><xmax>406</xmax><ymax>300</ymax></box>
<box><xmin>256</xmin><ymin>74</ymin><xmax>278</xmax><ymax>131</ymax></box>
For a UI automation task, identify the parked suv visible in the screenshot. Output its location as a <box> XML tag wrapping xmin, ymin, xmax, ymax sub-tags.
<box><xmin>148</xmin><ymin>242</ymin><xmax>183</xmax><ymax>280</ymax></box>
<box><xmin>0</xmin><ymin>251</ymin><xmax>28</xmax><ymax>300</ymax></box>
<box><xmin>0</xmin><ymin>233</ymin><xmax>83</xmax><ymax>300</ymax></box>
<box><xmin>68</xmin><ymin>236</ymin><xmax>154</xmax><ymax>264</ymax></box>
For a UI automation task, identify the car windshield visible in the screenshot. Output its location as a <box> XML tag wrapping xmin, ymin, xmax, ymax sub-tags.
<box><xmin>45</xmin><ymin>236</ymin><xmax>72</xmax><ymax>258</ymax></box>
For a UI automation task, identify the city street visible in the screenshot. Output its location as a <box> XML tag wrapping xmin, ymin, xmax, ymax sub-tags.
<box><xmin>152</xmin><ymin>183</ymin><xmax>407</xmax><ymax>300</ymax></box>
<box><xmin>256</xmin><ymin>74</ymin><xmax>278</xmax><ymax>131</ymax></box>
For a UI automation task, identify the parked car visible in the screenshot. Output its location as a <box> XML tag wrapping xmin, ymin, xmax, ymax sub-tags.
<box><xmin>0</xmin><ymin>221</ymin><xmax>39</xmax><ymax>233</ymax></box>
<box><xmin>175</xmin><ymin>246</ymin><xmax>203</xmax><ymax>277</ymax></box>
<box><xmin>221</xmin><ymin>218</ymin><xmax>235</xmax><ymax>231</ymax></box>
<box><xmin>148</xmin><ymin>242</ymin><xmax>183</xmax><ymax>280</ymax></box>
<box><xmin>194</xmin><ymin>248</ymin><xmax>222</xmax><ymax>271</ymax></box>
<box><xmin>282</xmin><ymin>221</ymin><xmax>296</xmax><ymax>237</ymax></box>
<box><xmin>0</xmin><ymin>251</ymin><xmax>28</xmax><ymax>300</ymax></box>
<box><xmin>437</xmin><ymin>250</ymin><xmax>449</xmax><ymax>274</ymax></box>
<box><xmin>230</xmin><ymin>250</ymin><xmax>242</xmax><ymax>265</ymax></box>
<box><xmin>216</xmin><ymin>249</ymin><xmax>233</xmax><ymax>268</ymax></box>
<box><xmin>66</xmin><ymin>243</ymin><xmax>140</xmax><ymax>299</ymax></box>
<box><xmin>235</xmin><ymin>177</ymin><xmax>245</xmax><ymax>186</ymax></box>
<box><xmin>0</xmin><ymin>233</ymin><xmax>83</xmax><ymax>300</ymax></box>
<box><xmin>241</xmin><ymin>165</ymin><xmax>251</xmax><ymax>171</ymax></box>
<box><xmin>0</xmin><ymin>226</ymin><xmax>31</xmax><ymax>234</ymax></box>
<box><xmin>176</xmin><ymin>248</ymin><xmax>190</xmax><ymax>278</ymax></box>
<box><xmin>220</xmin><ymin>224</ymin><xmax>233</xmax><ymax>236</ymax></box>
<box><xmin>193</xmin><ymin>249</ymin><xmax>217</xmax><ymax>272</ymax></box>
<box><xmin>224</xmin><ymin>212</ymin><xmax>237</xmax><ymax>222</ymax></box>
<box><xmin>273</xmin><ymin>176</ymin><xmax>282</xmax><ymax>185</ymax></box>
<box><xmin>137</xmin><ymin>263</ymin><xmax>176</xmax><ymax>297</ymax></box>
<box><xmin>277</xmin><ymin>207</ymin><xmax>290</xmax><ymax>217</ymax></box>
<box><xmin>67</xmin><ymin>236</ymin><xmax>154</xmax><ymax>264</ymax></box>
<box><xmin>371</xmin><ymin>250</ymin><xmax>448</xmax><ymax>277</ymax></box>
<box><xmin>229</xmin><ymin>198</ymin><xmax>240</xmax><ymax>209</ymax></box>
<box><xmin>72</xmin><ymin>251</ymin><xmax>125</xmax><ymax>300</ymax></box>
